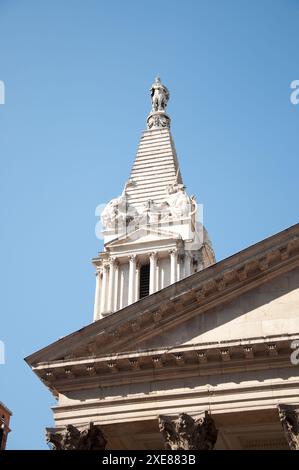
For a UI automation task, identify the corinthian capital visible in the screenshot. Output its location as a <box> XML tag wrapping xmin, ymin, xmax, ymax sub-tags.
<box><xmin>278</xmin><ymin>404</ymin><xmax>299</xmax><ymax>450</ymax></box>
<box><xmin>159</xmin><ymin>411</ymin><xmax>218</xmax><ymax>450</ymax></box>
<box><xmin>95</xmin><ymin>267</ymin><xmax>103</xmax><ymax>277</ymax></box>
<box><xmin>46</xmin><ymin>422</ymin><xmax>107</xmax><ymax>450</ymax></box>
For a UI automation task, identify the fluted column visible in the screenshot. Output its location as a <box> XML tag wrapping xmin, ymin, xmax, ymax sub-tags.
<box><xmin>107</xmin><ymin>257</ymin><xmax>116</xmax><ymax>313</ymax></box>
<box><xmin>93</xmin><ymin>267</ymin><xmax>102</xmax><ymax>321</ymax></box>
<box><xmin>100</xmin><ymin>264</ymin><xmax>109</xmax><ymax>315</ymax></box>
<box><xmin>128</xmin><ymin>254</ymin><xmax>137</xmax><ymax>305</ymax></box>
<box><xmin>149</xmin><ymin>252</ymin><xmax>158</xmax><ymax>294</ymax></box>
<box><xmin>169</xmin><ymin>248</ymin><xmax>177</xmax><ymax>284</ymax></box>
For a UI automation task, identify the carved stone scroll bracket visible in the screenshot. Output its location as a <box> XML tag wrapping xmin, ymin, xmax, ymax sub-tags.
<box><xmin>278</xmin><ymin>404</ymin><xmax>299</xmax><ymax>450</ymax></box>
<box><xmin>46</xmin><ymin>422</ymin><xmax>107</xmax><ymax>450</ymax></box>
<box><xmin>158</xmin><ymin>411</ymin><xmax>218</xmax><ymax>450</ymax></box>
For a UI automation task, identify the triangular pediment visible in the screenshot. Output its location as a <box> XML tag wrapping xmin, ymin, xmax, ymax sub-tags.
<box><xmin>128</xmin><ymin>267</ymin><xmax>299</xmax><ymax>351</ymax></box>
<box><xmin>25</xmin><ymin>223</ymin><xmax>299</xmax><ymax>371</ymax></box>
<box><xmin>105</xmin><ymin>226</ymin><xmax>181</xmax><ymax>249</ymax></box>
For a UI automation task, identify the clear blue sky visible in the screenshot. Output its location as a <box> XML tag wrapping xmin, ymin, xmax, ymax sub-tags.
<box><xmin>0</xmin><ymin>0</ymin><xmax>298</xmax><ymax>449</ymax></box>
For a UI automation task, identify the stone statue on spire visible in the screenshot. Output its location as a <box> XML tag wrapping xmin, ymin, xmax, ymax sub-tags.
<box><xmin>147</xmin><ymin>76</ymin><xmax>171</xmax><ymax>129</ymax></box>
<box><xmin>150</xmin><ymin>76</ymin><xmax>169</xmax><ymax>112</ymax></box>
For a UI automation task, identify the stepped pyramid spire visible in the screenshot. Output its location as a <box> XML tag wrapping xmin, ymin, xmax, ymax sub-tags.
<box><xmin>126</xmin><ymin>77</ymin><xmax>182</xmax><ymax>208</ymax></box>
<box><xmin>93</xmin><ymin>78</ymin><xmax>215</xmax><ymax>320</ymax></box>
<box><xmin>125</xmin><ymin>126</ymin><xmax>182</xmax><ymax>208</ymax></box>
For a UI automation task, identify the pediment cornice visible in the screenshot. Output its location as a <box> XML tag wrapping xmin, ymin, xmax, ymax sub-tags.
<box><xmin>31</xmin><ymin>334</ymin><xmax>299</xmax><ymax>395</ymax></box>
<box><xmin>104</xmin><ymin>226</ymin><xmax>182</xmax><ymax>249</ymax></box>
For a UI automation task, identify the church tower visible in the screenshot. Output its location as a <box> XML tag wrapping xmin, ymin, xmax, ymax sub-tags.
<box><xmin>93</xmin><ymin>77</ymin><xmax>215</xmax><ymax>320</ymax></box>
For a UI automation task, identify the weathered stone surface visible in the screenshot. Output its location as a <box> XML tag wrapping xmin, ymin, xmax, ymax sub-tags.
<box><xmin>46</xmin><ymin>422</ymin><xmax>107</xmax><ymax>450</ymax></box>
<box><xmin>159</xmin><ymin>412</ymin><xmax>218</xmax><ymax>450</ymax></box>
<box><xmin>278</xmin><ymin>404</ymin><xmax>299</xmax><ymax>450</ymax></box>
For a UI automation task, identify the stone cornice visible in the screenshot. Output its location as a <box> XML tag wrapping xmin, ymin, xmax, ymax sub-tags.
<box><xmin>25</xmin><ymin>223</ymin><xmax>299</xmax><ymax>367</ymax></box>
<box><xmin>30</xmin><ymin>334</ymin><xmax>299</xmax><ymax>395</ymax></box>
<box><xmin>51</xmin><ymin>382</ymin><xmax>299</xmax><ymax>429</ymax></box>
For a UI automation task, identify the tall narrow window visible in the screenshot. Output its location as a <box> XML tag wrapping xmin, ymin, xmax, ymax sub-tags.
<box><xmin>139</xmin><ymin>263</ymin><xmax>150</xmax><ymax>299</ymax></box>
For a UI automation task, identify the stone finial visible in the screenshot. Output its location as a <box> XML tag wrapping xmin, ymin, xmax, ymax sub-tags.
<box><xmin>277</xmin><ymin>404</ymin><xmax>299</xmax><ymax>450</ymax></box>
<box><xmin>147</xmin><ymin>76</ymin><xmax>171</xmax><ymax>129</ymax></box>
<box><xmin>158</xmin><ymin>411</ymin><xmax>218</xmax><ymax>450</ymax></box>
<box><xmin>46</xmin><ymin>422</ymin><xmax>107</xmax><ymax>450</ymax></box>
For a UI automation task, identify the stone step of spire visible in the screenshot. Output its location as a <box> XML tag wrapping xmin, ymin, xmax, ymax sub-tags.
<box><xmin>126</xmin><ymin>128</ymin><xmax>183</xmax><ymax>208</ymax></box>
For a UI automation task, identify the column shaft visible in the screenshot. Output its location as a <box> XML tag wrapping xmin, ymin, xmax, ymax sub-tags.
<box><xmin>107</xmin><ymin>257</ymin><xmax>116</xmax><ymax>313</ymax></box>
<box><xmin>114</xmin><ymin>262</ymin><xmax>119</xmax><ymax>311</ymax></box>
<box><xmin>93</xmin><ymin>269</ymin><xmax>102</xmax><ymax>321</ymax></box>
<box><xmin>177</xmin><ymin>255</ymin><xmax>181</xmax><ymax>281</ymax></box>
<box><xmin>150</xmin><ymin>252</ymin><xmax>158</xmax><ymax>294</ymax></box>
<box><xmin>100</xmin><ymin>265</ymin><xmax>108</xmax><ymax>314</ymax></box>
<box><xmin>184</xmin><ymin>253</ymin><xmax>191</xmax><ymax>277</ymax></box>
<box><xmin>128</xmin><ymin>255</ymin><xmax>136</xmax><ymax>305</ymax></box>
<box><xmin>135</xmin><ymin>263</ymin><xmax>140</xmax><ymax>302</ymax></box>
<box><xmin>170</xmin><ymin>249</ymin><xmax>177</xmax><ymax>284</ymax></box>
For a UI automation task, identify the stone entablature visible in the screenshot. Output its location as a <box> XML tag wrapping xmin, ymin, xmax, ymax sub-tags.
<box><xmin>31</xmin><ymin>334</ymin><xmax>298</xmax><ymax>391</ymax></box>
